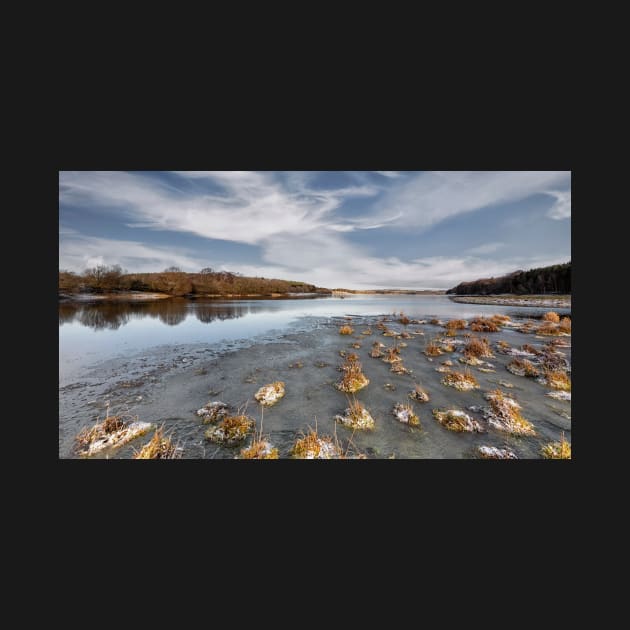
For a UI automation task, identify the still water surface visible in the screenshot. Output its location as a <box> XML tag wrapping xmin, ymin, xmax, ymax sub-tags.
<box><xmin>60</xmin><ymin>295</ymin><xmax>568</xmax><ymax>384</ymax></box>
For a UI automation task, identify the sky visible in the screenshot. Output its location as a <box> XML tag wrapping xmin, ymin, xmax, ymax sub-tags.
<box><xmin>59</xmin><ymin>171</ymin><xmax>571</xmax><ymax>290</ymax></box>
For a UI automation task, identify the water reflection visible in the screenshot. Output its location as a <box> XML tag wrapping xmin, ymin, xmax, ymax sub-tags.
<box><xmin>59</xmin><ymin>299</ymin><xmax>257</xmax><ymax>331</ymax></box>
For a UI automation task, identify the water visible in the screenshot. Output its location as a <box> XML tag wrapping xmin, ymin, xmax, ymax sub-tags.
<box><xmin>59</xmin><ymin>295</ymin><xmax>571</xmax><ymax>459</ymax></box>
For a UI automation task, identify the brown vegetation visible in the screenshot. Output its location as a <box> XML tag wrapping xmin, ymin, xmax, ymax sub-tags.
<box><xmin>464</xmin><ymin>337</ymin><xmax>493</xmax><ymax>359</ymax></box>
<box><xmin>445</xmin><ymin>319</ymin><xmax>467</xmax><ymax>330</ymax></box>
<box><xmin>441</xmin><ymin>370</ymin><xmax>479</xmax><ymax>391</ymax></box>
<box><xmin>134</xmin><ymin>426</ymin><xmax>182</xmax><ymax>459</ymax></box>
<box><xmin>469</xmin><ymin>317</ymin><xmax>500</xmax><ymax>332</ymax></box>
<box><xmin>339</xmin><ymin>325</ymin><xmax>354</xmax><ymax>335</ymax></box>
<box><xmin>336</xmin><ymin>354</ymin><xmax>370</xmax><ymax>393</ymax></box>
<box><xmin>506</xmin><ymin>358</ymin><xmax>540</xmax><ymax>377</ymax></box>
<box><xmin>541</xmin><ymin>432</ymin><xmax>571</xmax><ymax>459</ymax></box>
<box><xmin>543</xmin><ymin>311</ymin><xmax>560</xmax><ymax>323</ymax></box>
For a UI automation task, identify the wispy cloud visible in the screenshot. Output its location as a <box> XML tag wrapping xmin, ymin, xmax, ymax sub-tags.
<box><xmin>374</xmin><ymin>171</ymin><xmax>571</xmax><ymax>230</ymax></box>
<box><xmin>59</xmin><ymin>230</ymin><xmax>206</xmax><ymax>273</ymax></box>
<box><xmin>373</xmin><ymin>171</ymin><xmax>403</xmax><ymax>178</ymax></box>
<box><xmin>546</xmin><ymin>189</ymin><xmax>571</xmax><ymax>220</ymax></box>
<box><xmin>465</xmin><ymin>242</ymin><xmax>506</xmax><ymax>255</ymax></box>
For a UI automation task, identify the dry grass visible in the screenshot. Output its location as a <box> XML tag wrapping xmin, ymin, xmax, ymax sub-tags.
<box><xmin>429</xmin><ymin>318</ymin><xmax>441</xmax><ymax>325</ymax></box>
<box><xmin>507</xmin><ymin>358</ymin><xmax>540</xmax><ymax>377</ymax></box>
<box><xmin>382</xmin><ymin>346</ymin><xmax>402</xmax><ymax>363</ymax></box>
<box><xmin>75</xmin><ymin>409</ymin><xmax>153</xmax><ymax>456</ymax></box>
<box><xmin>350</xmin><ymin>342</ymin><xmax>362</xmax><ymax>349</ymax></box>
<box><xmin>543</xmin><ymin>369</ymin><xmax>571</xmax><ymax>391</ymax></box>
<box><xmin>392</xmin><ymin>402</ymin><xmax>420</xmax><ymax>426</ymax></box>
<box><xmin>535</xmin><ymin>322</ymin><xmax>561</xmax><ymax>336</ymax></box>
<box><xmin>205</xmin><ymin>415</ymin><xmax>254</xmax><ymax>445</ymax></box>
<box><xmin>361</xmin><ymin>328</ymin><xmax>373</xmax><ymax>336</ymax></box>
<box><xmin>370</xmin><ymin>341</ymin><xmax>384</xmax><ymax>358</ymax></box>
<box><xmin>409</xmin><ymin>384</ymin><xmax>430</xmax><ymax>402</ymax></box>
<box><xmin>432</xmin><ymin>409</ymin><xmax>482</xmax><ymax>433</ymax></box>
<box><xmin>445</xmin><ymin>319</ymin><xmax>467</xmax><ymax>330</ymax></box>
<box><xmin>336</xmin><ymin>355</ymin><xmax>370</xmax><ymax>392</ymax></box>
<box><xmin>424</xmin><ymin>340</ymin><xmax>443</xmax><ymax>356</ymax></box>
<box><xmin>497</xmin><ymin>340</ymin><xmax>511</xmax><ymax>351</ymax></box>
<box><xmin>521</xmin><ymin>343</ymin><xmax>542</xmax><ymax>356</ymax></box>
<box><xmin>464</xmin><ymin>336</ymin><xmax>493</xmax><ymax>359</ymax></box>
<box><xmin>75</xmin><ymin>414</ymin><xmax>125</xmax><ymax>448</ymax></box>
<box><xmin>134</xmin><ymin>426</ymin><xmax>182</xmax><ymax>459</ymax></box>
<box><xmin>390</xmin><ymin>361</ymin><xmax>412</xmax><ymax>375</ymax></box>
<box><xmin>398</xmin><ymin>314</ymin><xmax>410</xmax><ymax>325</ymax></box>
<box><xmin>240</xmin><ymin>439</ymin><xmax>279</xmax><ymax>459</ymax></box>
<box><xmin>484</xmin><ymin>389</ymin><xmax>536</xmax><ymax>436</ymax></box>
<box><xmin>469</xmin><ymin>317</ymin><xmax>500</xmax><ymax>332</ymax></box>
<box><xmin>339</xmin><ymin>325</ymin><xmax>354</xmax><ymax>335</ymax></box>
<box><xmin>541</xmin><ymin>432</ymin><xmax>571</xmax><ymax>459</ymax></box>
<box><xmin>543</xmin><ymin>311</ymin><xmax>560</xmax><ymax>323</ymax></box>
<box><xmin>334</xmin><ymin>396</ymin><xmax>375</xmax><ymax>430</ymax></box>
<box><xmin>291</xmin><ymin>427</ymin><xmax>340</xmax><ymax>459</ymax></box>
<box><xmin>491</xmin><ymin>314</ymin><xmax>511</xmax><ymax>323</ymax></box>
<box><xmin>441</xmin><ymin>369</ymin><xmax>479</xmax><ymax>391</ymax></box>
<box><xmin>440</xmin><ymin>343</ymin><xmax>455</xmax><ymax>353</ymax></box>
<box><xmin>559</xmin><ymin>316</ymin><xmax>571</xmax><ymax>333</ymax></box>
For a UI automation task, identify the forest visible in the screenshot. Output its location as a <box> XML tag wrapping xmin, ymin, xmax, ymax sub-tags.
<box><xmin>446</xmin><ymin>262</ymin><xmax>571</xmax><ymax>295</ymax></box>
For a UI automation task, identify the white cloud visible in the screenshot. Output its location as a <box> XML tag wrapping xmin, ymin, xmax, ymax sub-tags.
<box><xmin>59</xmin><ymin>171</ymin><xmax>382</xmax><ymax>246</ymax></box>
<box><xmin>374</xmin><ymin>171</ymin><xmax>572</xmax><ymax>230</ymax></box>
<box><xmin>59</xmin><ymin>231</ymin><xmax>207</xmax><ymax>273</ymax></box>
<box><xmin>373</xmin><ymin>171</ymin><xmax>403</xmax><ymax>178</ymax></box>
<box><xmin>546</xmin><ymin>189</ymin><xmax>571</xmax><ymax>219</ymax></box>
<box><xmin>465</xmin><ymin>242</ymin><xmax>506</xmax><ymax>255</ymax></box>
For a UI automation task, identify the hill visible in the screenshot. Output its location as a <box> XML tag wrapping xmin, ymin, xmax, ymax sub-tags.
<box><xmin>59</xmin><ymin>266</ymin><xmax>330</xmax><ymax>298</ymax></box>
<box><xmin>446</xmin><ymin>262</ymin><xmax>571</xmax><ymax>295</ymax></box>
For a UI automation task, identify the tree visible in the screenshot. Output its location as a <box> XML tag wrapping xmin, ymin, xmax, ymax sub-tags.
<box><xmin>164</xmin><ymin>266</ymin><xmax>182</xmax><ymax>273</ymax></box>
<box><xmin>200</xmin><ymin>267</ymin><xmax>214</xmax><ymax>274</ymax></box>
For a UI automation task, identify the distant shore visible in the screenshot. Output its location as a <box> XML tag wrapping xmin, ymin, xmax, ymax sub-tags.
<box><xmin>59</xmin><ymin>291</ymin><xmax>331</xmax><ymax>302</ymax></box>
<box><xmin>332</xmin><ymin>289</ymin><xmax>445</xmax><ymax>296</ymax></box>
<box><xmin>448</xmin><ymin>295</ymin><xmax>571</xmax><ymax>308</ymax></box>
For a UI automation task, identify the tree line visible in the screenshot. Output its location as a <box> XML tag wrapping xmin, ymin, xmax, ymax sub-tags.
<box><xmin>446</xmin><ymin>262</ymin><xmax>571</xmax><ymax>295</ymax></box>
<box><xmin>59</xmin><ymin>265</ymin><xmax>329</xmax><ymax>297</ymax></box>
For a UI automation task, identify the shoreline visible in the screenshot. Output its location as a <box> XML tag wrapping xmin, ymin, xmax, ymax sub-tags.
<box><xmin>59</xmin><ymin>291</ymin><xmax>332</xmax><ymax>302</ymax></box>
<box><xmin>448</xmin><ymin>295</ymin><xmax>571</xmax><ymax>308</ymax></box>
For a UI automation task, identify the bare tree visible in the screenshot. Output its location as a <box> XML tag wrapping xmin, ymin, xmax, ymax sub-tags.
<box><xmin>164</xmin><ymin>266</ymin><xmax>182</xmax><ymax>273</ymax></box>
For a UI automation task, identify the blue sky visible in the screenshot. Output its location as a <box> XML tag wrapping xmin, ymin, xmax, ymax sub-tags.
<box><xmin>59</xmin><ymin>171</ymin><xmax>571</xmax><ymax>289</ymax></box>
